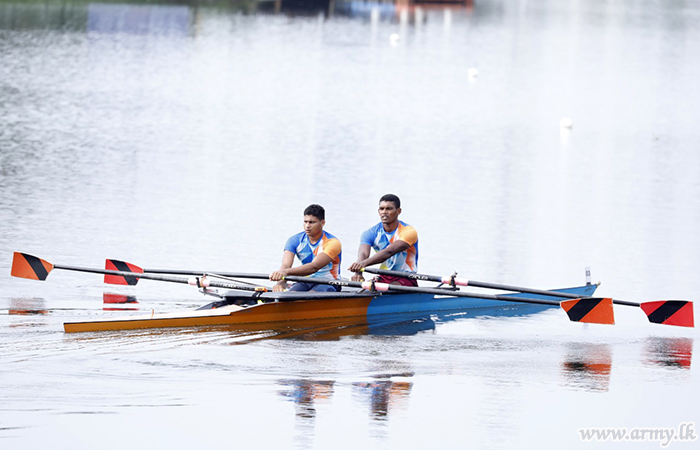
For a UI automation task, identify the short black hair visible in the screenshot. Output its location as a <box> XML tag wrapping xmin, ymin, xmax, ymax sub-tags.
<box><xmin>379</xmin><ymin>194</ymin><xmax>401</xmax><ymax>209</ymax></box>
<box><xmin>304</xmin><ymin>204</ymin><xmax>325</xmax><ymax>220</ymax></box>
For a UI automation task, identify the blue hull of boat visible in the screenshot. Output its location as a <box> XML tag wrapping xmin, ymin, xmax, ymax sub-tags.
<box><xmin>365</xmin><ymin>284</ymin><xmax>598</xmax><ymax>316</ymax></box>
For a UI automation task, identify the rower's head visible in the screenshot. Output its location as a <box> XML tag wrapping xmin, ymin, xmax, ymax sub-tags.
<box><xmin>378</xmin><ymin>194</ymin><xmax>401</xmax><ymax>226</ymax></box>
<box><xmin>303</xmin><ymin>204</ymin><xmax>326</xmax><ymax>238</ymax></box>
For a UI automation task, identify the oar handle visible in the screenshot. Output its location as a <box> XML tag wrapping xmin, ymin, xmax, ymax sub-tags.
<box><xmin>362</xmin><ymin>267</ymin><xmax>441</xmax><ymax>282</ymax></box>
<box><xmin>362</xmin><ymin>267</ymin><xmax>469</xmax><ymax>286</ymax></box>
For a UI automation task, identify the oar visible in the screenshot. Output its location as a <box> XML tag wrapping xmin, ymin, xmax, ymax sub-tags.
<box><xmin>362</xmin><ymin>267</ymin><xmax>694</xmax><ymax>328</ymax></box>
<box><xmin>11</xmin><ymin>252</ymin><xmax>269</xmax><ymax>292</ymax></box>
<box><xmin>99</xmin><ymin>258</ymin><xmax>614</xmax><ymax>325</ymax></box>
<box><xmin>284</xmin><ymin>276</ymin><xmax>616</xmax><ymax>325</ymax></box>
<box><xmin>104</xmin><ymin>259</ymin><xmax>269</xmax><ymax>286</ymax></box>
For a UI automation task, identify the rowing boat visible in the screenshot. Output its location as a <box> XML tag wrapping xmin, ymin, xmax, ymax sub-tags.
<box><xmin>63</xmin><ymin>284</ymin><xmax>598</xmax><ymax>333</ymax></box>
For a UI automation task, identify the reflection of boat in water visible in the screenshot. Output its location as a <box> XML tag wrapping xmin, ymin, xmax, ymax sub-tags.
<box><xmin>63</xmin><ymin>284</ymin><xmax>597</xmax><ymax>333</ymax></box>
<box><xmin>87</xmin><ymin>3</ymin><xmax>191</xmax><ymax>36</ymax></box>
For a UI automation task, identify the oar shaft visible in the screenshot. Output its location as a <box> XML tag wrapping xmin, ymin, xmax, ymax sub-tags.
<box><xmin>282</xmin><ymin>276</ymin><xmax>565</xmax><ymax>306</ymax></box>
<box><xmin>56</xmin><ymin>264</ymin><xmax>262</xmax><ymax>291</ymax></box>
<box><xmin>133</xmin><ymin>267</ymin><xmax>574</xmax><ymax>306</ymax></box>
<box><xmin>144</xmin><ymin>268</ymin><xmax>270</xmax><ymax>279</ymax></box>
<box><xmin>469</xmin><ymin>279</ymin><xmax>581</xmax><ymax>298</ymax></box>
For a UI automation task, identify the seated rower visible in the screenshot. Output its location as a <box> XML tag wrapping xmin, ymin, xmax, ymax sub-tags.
<box><xmin>348</xmin><ymin>194</ymin><xmax>418</xmax><ymax>286</ymax></box>
<box><xmin>270</xmin><ymin>204</ymin><xmax>342</xmax><ymax>292</ymax></box>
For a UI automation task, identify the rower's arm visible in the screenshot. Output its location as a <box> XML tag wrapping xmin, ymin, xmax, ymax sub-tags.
<box><xmin>348</xmin><ymin>244</ymin><xmax>371</xmax><ymax>280</ymax></box>
<box><xmin>348</xmin><ymin>240</ymin><xmax>409</xmax><ymax>274</ymax></box>
<box><xmin>356</xmin><ymin>244</ymin><xmax>371</xmax><ymax>263</ymax></box>
<box><xmin>348</xmin><ymin>244</ymin><xmax>371</xmax><ymax>272</ymax></box>
<box><xmin>278</xmin><ymin>250</ymin><xmax>295</xmax><ymax>270</ymax></box>
<box><xmin>270</xmin><ymin>251</ymin><xmax>295</xmax><ymax>289</ymax></box>
<box><xmin>360</xmin><ymin>240</ymin><xmax>410</xmax><ymax>268</ymax></box>
<box><xmin>283</xmin><ymin>252</ymin><xmax>333</xmax><ymax>277</ymax></box>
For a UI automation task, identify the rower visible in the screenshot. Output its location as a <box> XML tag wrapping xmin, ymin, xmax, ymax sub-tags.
<box><xmin>269</xmin><ymin>204</ymin><xmax>343</xmax><ymax>292</ymax></box>
<box><xmin>348</xmin><ymin>194</ymin><xmax>419</xmax><ymax>287</ymax></box>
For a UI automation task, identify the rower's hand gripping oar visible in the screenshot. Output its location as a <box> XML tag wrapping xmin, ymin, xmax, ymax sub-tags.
<box><xmin>11</xmin><ymin>252</ymin><xmax>269</xmax><ymax>293</ymax></box>
<box><xmin>101</xmin><ymin>258</ymin><xmax>614</xmax><ymax>325</ymax></box>
<box><xmin>361</xmin><ymin>267</ymin><xmax>694</xmax><ymax>328</ymax></box>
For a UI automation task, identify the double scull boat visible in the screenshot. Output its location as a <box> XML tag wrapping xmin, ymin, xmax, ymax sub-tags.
<box><xmin>63</xmin><ymin>284</ymin><xmax>598</xmax><ymax>333</ymax></box>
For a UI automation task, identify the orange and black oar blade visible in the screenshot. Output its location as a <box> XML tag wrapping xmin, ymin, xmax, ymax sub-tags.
<box><xmin>640</xmin><ymin>301</ymin><xmax>694</xmax><ymax>328</ymax></box>
<box><xmin>104</xmin><ymin>259</ymin><xmax>143</xmax><ymax>285</ymax></box>
<box><xmin>560</xmin><ymin>298</ymin><xmax>615</xmax><ymax>325</ymax></box>
<box><xmin>11</xmin><ymin>252</ymin><xmax>54</xmax><ymax>281</ymax></box>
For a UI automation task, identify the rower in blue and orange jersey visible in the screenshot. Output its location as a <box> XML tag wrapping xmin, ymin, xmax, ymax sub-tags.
<box><xmin>270</xmin><ymin>204</ymin><xmax>342</xmax><ymax>292</ymax></box>
<box><xmin>348</xmin><ymin>194</ymin><xmax>419</xmax><ymax>287</ymax></box>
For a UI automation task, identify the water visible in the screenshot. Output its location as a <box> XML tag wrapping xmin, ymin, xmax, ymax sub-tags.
<box><xmin>1</xmin><ymin>0</ymin><xmax>698</xmax><ymax>448</ymax></box>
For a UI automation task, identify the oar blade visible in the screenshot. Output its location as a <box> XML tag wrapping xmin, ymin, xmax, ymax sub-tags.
<box><xmin>11</xmin><ymin>252</ymin><xmax>54</xmax><ymax>281</ymax></box>
<box><xmin>640</xmin><ymin>301</ymin><xmax>694</xmax><ymax>328</ymax></box>
<box><xmin>560</xmin><ymin>298</ymin><xmax>615</xmax><ymax>325</ymax></box>
<box><xmin>104</xmin><ymin>259</ymin><xmax>143</xmax><ymax>285</ymax></box>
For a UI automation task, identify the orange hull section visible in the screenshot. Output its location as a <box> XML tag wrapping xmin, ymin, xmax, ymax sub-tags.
<box><xmin>64</xmin><ymin>297</ymin><xmax>374</xmax><ymax>333</ymax></box>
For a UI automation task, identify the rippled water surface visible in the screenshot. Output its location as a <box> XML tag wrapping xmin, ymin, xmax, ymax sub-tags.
<box><xmin>1</xmin><ymin>0</ymin><xmax>698</xmax><ymax>448</ymax></box>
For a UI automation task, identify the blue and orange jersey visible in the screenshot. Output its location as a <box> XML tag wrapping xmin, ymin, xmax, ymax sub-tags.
<box><xmin>360</xmin><ymin>221</ymin><xmax>418</xmax><ymax>272</ymax></box>
<box><xmin>284</xmin><ymin>230</ymin><xmax>342</xmax><ymax>279</ymax></box>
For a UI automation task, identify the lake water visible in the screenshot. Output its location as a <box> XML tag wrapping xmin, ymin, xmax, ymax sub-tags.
<box><xmin>1</xmin><ymin>0</ymin><xmax>698</xmax><ymax>448</ymax></box>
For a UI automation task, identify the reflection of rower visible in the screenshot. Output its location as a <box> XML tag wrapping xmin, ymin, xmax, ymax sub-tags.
<box><xmin>262</xmin><ymin>0</ymin><xmax>335</xmax><ymax>17</ymax></box>
<box><xmin>353</xmin><ymin>379</ymin><xmax>413</xmax><ymax>420</ymax></box>
<box><xmin>279</xmin><ymin>379</ymin><xmax>335</xmax><ymax>419</ymax></box>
